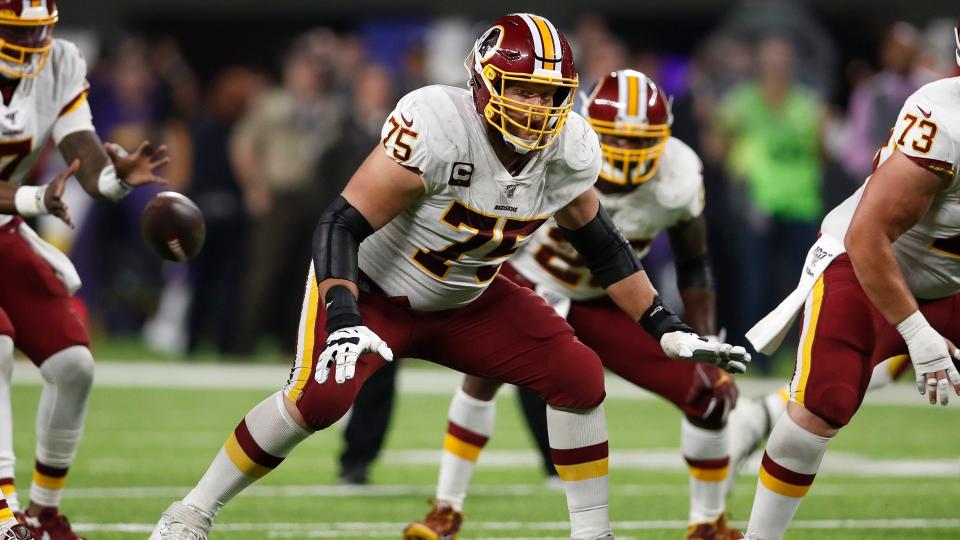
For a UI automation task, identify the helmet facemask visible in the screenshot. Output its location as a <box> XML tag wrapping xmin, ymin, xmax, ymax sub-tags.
<box><xmin>591</xmin><ymin>118</ymin><xmax>670</xmax><ymax>185</ymax></box>
<box><xmin>0</xmin><ymin>13</ymin><xmax>55</xmax><ymax>79</ymax></box>
<box><xmin>479</xmin><ymin>63</ymin><xmax>577</xmax><ymax>153</ymax></box>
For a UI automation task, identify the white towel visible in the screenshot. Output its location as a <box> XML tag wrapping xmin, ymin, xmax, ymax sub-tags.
<box><xmin>17</xmin><ymin>222</ymin><xmax>82</xmax><ymax>295</ymax></box>
<box><xmin>746</xmin><ymin>234</ymin><xmax>845</xmax><ymax>355</ymax></box>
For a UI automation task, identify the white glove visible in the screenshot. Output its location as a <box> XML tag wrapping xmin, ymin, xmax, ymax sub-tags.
<box><xmin>660</xmin><ymin>331</ymin><xmax>750</xmax><ymax>374</ymax></box>
<box><xmin>316</xmin><ymin>326</ymin><xmax>394</xmax><ymax>384</ymax></box>
<box><xmin>897</xmin><ymin>311</ymin><xmax>960</xmax><ymax>405</ymax></box>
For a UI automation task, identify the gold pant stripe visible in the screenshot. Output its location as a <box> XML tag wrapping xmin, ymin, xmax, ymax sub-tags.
<box><xmin>443</xmin><ymin>434</ymin><xmax>483</xmax><ymax>462</ymax></box>
<box><xmin>796</xmin><ymin>275</ymin><xmax>825</xmax><ymax>406</ymax></box>
<box><xmin>224</xmin><ymin>433</ymin><xmax>272</xmax><ymax>479</ymax></box>
<box><xmin>759</xmin><ymin>467</ymin><xmax>811</xmax><ymax>498</ymax></box>
<box><xmin>287</xmin><ymin>274</ymin><xmax>320</xmax><ymax>403</ymax></box>
<box><xmin>689</xmin><ymin>465</ymin><xmax>730</xmax><ymax>482</ymax></box>
<box><xmin>32</xmin><ymin>470</ymin><xmax>66</xmax><ymax>491</ymax></box>
<box><xmin>555</xmin><ymin>457</ymin><xmax>609</xmax><ymax>482</ymax></box>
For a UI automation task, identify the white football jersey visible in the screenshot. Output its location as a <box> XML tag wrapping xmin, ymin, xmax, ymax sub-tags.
<box><xmin>358</xmin><ymin>85</ymin><xmax>602</xmax><ymax>311</ymax></box>
<box><xmin>821</xmin><ymin>77</ymin><xmax>960</xmax><ymax>299</ymax></box>
<box><xmin>0</xmin><ymin>38</ymin><xmax>93</xmax><ymax>227</ymax></box>
<box><xmin>510</xmin><ymin>136</ymin><xmax>705</xmax><ymax>301</ymax></box>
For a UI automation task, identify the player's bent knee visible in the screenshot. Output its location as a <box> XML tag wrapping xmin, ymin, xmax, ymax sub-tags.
<box><xmin>294</xmin><ymin>382</ymin><xmax>359</xmax><ymax>431</ymax></box>
<box><xmin>542</xmin><ymin>349</ymin><xmax>606</xmax><ymax>410</ymax></box>
<box><xmin>805</xmin><ymin>384</ymin><xmax>859</xmax><ymax>429</ymax></box>
<box><xmin>40</xmin><ymin>345</ymin><xmax>94</xmax><ymax>391</ymax></box>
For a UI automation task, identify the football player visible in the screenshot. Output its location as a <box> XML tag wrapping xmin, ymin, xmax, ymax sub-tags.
<box><xmin>404</xmin><ymin>70</ymin><xmax>743</xmax><ymax>540</ymax></box>
<box><xmin>151</xmin><ymin>14</ymin><xmax>748</xmax><ymax>540</ymax></box>
<box><xmin>0</xmin><ymin>2</ymin><xmax>168</xmax><ymax>539</ymax></box>
<box><xmin>741</xmin><ymin>20</ymin><xmax>960</xmax><ymax>540</ymax></box>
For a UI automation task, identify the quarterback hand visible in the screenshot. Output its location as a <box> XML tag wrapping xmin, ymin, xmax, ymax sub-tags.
<box><xmin>44</xmin><ymin>159</ymin><xmax>80</xmax><ymax>228</ymax></box>
<box><xmin>105</xmin><ymin>141</ymin><xmax>170</xmax><ymax>187</ymax></box>
<box><xmin>316</xmin><ymin>326</ymin><xmax>394</xmax><ymax>384</ymax></box>
<box><xmin>660</xmin><ymin>331</ymin><xmax>750</xmax><ymax>374</ymax></box>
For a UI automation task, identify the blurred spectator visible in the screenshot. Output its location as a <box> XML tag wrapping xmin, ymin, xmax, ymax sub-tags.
<box><xmin>230</xmin><ymin>37</ymin><xmax>344</xmax><ymax>355</ymax></box>
<box><xmin>713</xmin><ymin>36</ymin><xmax>827</xmax><ymax>372</ymax></box>
<box><xmin>184</xmin><ymin>67</ymin><xmax>266</xmax><ymax>354</ymax></box>
<box><xmin>844</xmin><ymin>22</ymin><xmax>939</xmax><ymax>182</ymax></box>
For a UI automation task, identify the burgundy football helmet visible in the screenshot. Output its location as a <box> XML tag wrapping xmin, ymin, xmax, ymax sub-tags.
<box><xmin>465</xmin><ymin>13</ymin><xmax>578</xmax><ymax>153</ymax></box>
<box><xmin>0</xmin><ymin>0</ymin><xmax>57</xmax><ymax>79</ymax></box>
<box><xmin>582</xmin><ymin>70</ymin><xmax>672</xmax><ymax>185</ymax></box>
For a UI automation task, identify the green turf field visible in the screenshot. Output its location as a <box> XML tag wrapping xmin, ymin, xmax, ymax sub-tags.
<box><xmin>8</xmin><ymin>373</ymin><xmax>960</xmax><ymax>539</ymax></box>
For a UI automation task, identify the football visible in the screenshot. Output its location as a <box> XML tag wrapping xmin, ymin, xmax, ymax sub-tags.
<box><xmin>141</xmin><ymin>191</ymin><xmax>206</xmax><ymax>262</ymax></box>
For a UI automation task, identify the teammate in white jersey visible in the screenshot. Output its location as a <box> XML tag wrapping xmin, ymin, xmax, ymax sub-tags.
<box><xmin>404</xmin><ymin>70</ymin><xmax>744</xmax><ymax>540</ymax></box>
<box><xmin>0</xmin><ymin>2</ymin><xmax>168</xmax><ymax>538</ymax></box>
<box><xmin>741</xmin><ymin>22</ymin><xmax>960</xmax><ymax>540</ymax></box>
<box><xmin>152</xmin><ymin>15</ymin><xmax>749</xmax><ymax>540</ymax></box>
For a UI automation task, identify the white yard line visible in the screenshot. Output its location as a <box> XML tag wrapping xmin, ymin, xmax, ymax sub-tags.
<box><xmin>62</xmin><ymin>479</ymin><xmax>960</xmax><ymax>500</ymax></box>
<box><xmin>9</xmin><ymin>361</ymin><xmax>941</xmax><ymax>405</ymax></box>
<box><xmin>75</xmin><ymin>518</ymin><xmax>960</xmax><ymax>535</ymax></box>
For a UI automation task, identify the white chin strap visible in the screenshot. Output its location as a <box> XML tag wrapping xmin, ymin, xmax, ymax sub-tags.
<box><xmin>504</xmin><ymin>134</ymin><xmax>535</xmax><ymax>155</ymax></box>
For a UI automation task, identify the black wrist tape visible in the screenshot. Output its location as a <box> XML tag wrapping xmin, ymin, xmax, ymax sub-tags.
<box><xmin>639</xmin><ymin>296</ymin><xmax>693</xmax><ymax>341</ymax></box>
<box><xmin>324</xmin><ymin>285</ymin><xmax>362</xmax><ymax>333</ymax></box>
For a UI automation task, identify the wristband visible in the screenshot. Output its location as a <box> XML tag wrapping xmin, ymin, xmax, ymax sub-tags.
<box><xmin>639</xmin><ymin>296</ymin><xmax>693</xmax><ymax>341</ymax></box>
<box><xmin>324</xmin><ymin>285</ymin><xmax>362</xmax><ymax>333</ymax></box>
<box><xmin>895</xmin><ymin>310</ymin><xmax>929</xmax><ymax>341</ymax></box>
<box><xmin>14</xmin><ymin>185</ymin><xmax>48</xmax><ymax>217</ymax></box>
<box><xmin>97</xmin><ymin>164</ymin><xmax>133</xmax><ymax>201</ymax></box>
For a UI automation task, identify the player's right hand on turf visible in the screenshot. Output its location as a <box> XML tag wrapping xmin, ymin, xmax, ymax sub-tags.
<box><xmin>44</xmin><ymin>159</ymin><xmax>80</xmax><ymax>228</ymax></box>
<box><xmin>660</xmin><ymin>331</ymin><xmax>750</xmax><ymax>374</ymax></box>
<box><xmin>316</xmin><ymin>326</ymin><xmax>394</xmax><ymax>384</ymax></box>
<box><xmin>896</xmin><ymin>311</ymin><xmax>960</xmax><ymax>405</ymax></box>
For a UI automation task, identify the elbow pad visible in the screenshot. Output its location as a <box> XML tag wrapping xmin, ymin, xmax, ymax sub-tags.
<box><xmin>559</xmin><ymin>205</ymin><xmax>642</xmax><ymax>288</ymax></box>
<box><xmin>675</xmin><ymin>255</ymin><xmax>715</xmax><ymax>291</ymax></box>
<box><xmin>312</xmin><ymin>196</ymin><xmax>374</xmax><ymax>285</ymax></box>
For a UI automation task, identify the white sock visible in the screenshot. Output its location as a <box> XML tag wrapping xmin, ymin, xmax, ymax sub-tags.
<box><xmin>746</xmin><ymin>413</ymin><xmax>831</xmax><ymax>540</ymax></box>
<box><xmin>0</xmin><ymin>336</ymin><xmax>18</xmax><ymax>512</ymax></box>
<box><xmin>547</xmin><ymin>405</ymin><xmax>610</xmax><ymax>540</ymax></box>
<box><xmin>32</xmin><ymin>346</ymin><xmax>94</xmax><ymax>507</ymax></box>
<box><xmin>436</xmin><ymin>387</ymin><xmax>496</xmax><ymax>511</ymax></box>
<box><xmin>681</xmin><ymin>418</ymin><xmax>728</xmax><ymax>524</ymax></box>
<box><xmin>182</xmin><ymin>392</ymin><xmax>310</xmax><ymax>517</ymax></box>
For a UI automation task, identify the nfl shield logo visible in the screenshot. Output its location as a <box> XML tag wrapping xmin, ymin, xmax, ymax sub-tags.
<box><xmin>504</xmin><ymin>184</ymin><xmax>518</xmax><ymax>198</ymax></box>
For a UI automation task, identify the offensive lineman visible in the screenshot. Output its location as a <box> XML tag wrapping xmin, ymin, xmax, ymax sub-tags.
<box><xmin>741</xmin><ymin>21</ymin><xmax>960</xmax><ymax>540</ymax></box>
<box><xmin>404</xmin><ymin>70</ymin><xmax>742</xmax><ymax>540</ymax></box>
<box><xmin>0</xmin><ymin>2</ymin><xmax>168</xmax><ymax>538</ymax></box>
<box><xmin>151</xmin><ymin>14</ymin><xmax>748</xmax><ymax>540</ymax></box>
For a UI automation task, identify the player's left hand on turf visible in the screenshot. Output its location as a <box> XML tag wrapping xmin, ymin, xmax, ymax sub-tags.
<box><xmin>105</xmin><ymin>141</ymin><xmax>170</xmax><ymax>187</ymax></box>
<box><xmin>660</xmin><ymin>331</ymin><xmax>750</xmax><ymax>374</ymax></box>
<box><xmin>316</xmin><ymin>326</ymin><xmax>394</xmax><ymax>384</ymax></box>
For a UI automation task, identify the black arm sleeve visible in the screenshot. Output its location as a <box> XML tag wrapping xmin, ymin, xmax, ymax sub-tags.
<box><xmin>675</xmin><ymin>255</ymin><xmax>715</xmax><ymax>291</ymax></box>
<box><xmin>558</xmin><ymin>204</ymin><xmax>642</xmax><ymax>288</ymax></box>
<box><xmin>312</xmin><ymin>196</ymin><xmax>375</xmax><ymax>332</ymax></box>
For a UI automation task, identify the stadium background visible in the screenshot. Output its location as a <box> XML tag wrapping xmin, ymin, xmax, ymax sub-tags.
<box><xmin>8</xmin><ymin>1</ymin><xmax>960</xmax><ymax>538</ymax></box>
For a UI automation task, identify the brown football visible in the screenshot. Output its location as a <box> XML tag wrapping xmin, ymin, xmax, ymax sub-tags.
<box><xmin>141</xmin><ymin>192</ymin><xmax>206</xmax><ymax>262</ymax></box>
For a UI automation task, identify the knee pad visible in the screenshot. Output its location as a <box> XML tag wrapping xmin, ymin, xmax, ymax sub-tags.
<box><xmin>542</xmin><ymin>348</ymin><xmax>606</xmax><ymax>410</ymax></box>
<box><xmin>685</xmin><ymin>365</ymin><xmax>738</xmax><ymax>430</ymax></box>
<box><xmin>40</xmin><ymin>346</ymin><xmax>94</xmax><ymax>391</ymax></box>
<box><xmin>295</xmin><ymin>381</ymin><xmax>359</xmax><ymax>431</ymax></box>
<box><xmin>806</xmin><ymin>383</ymin><xmax>859</xmax><ymax>429</ymax></box>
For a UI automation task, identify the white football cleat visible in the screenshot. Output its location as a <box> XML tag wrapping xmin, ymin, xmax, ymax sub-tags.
<box><xmin>149</xmin><ymin>501</ymin><xmax>213</xmax><ymax>540</ymax></box>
